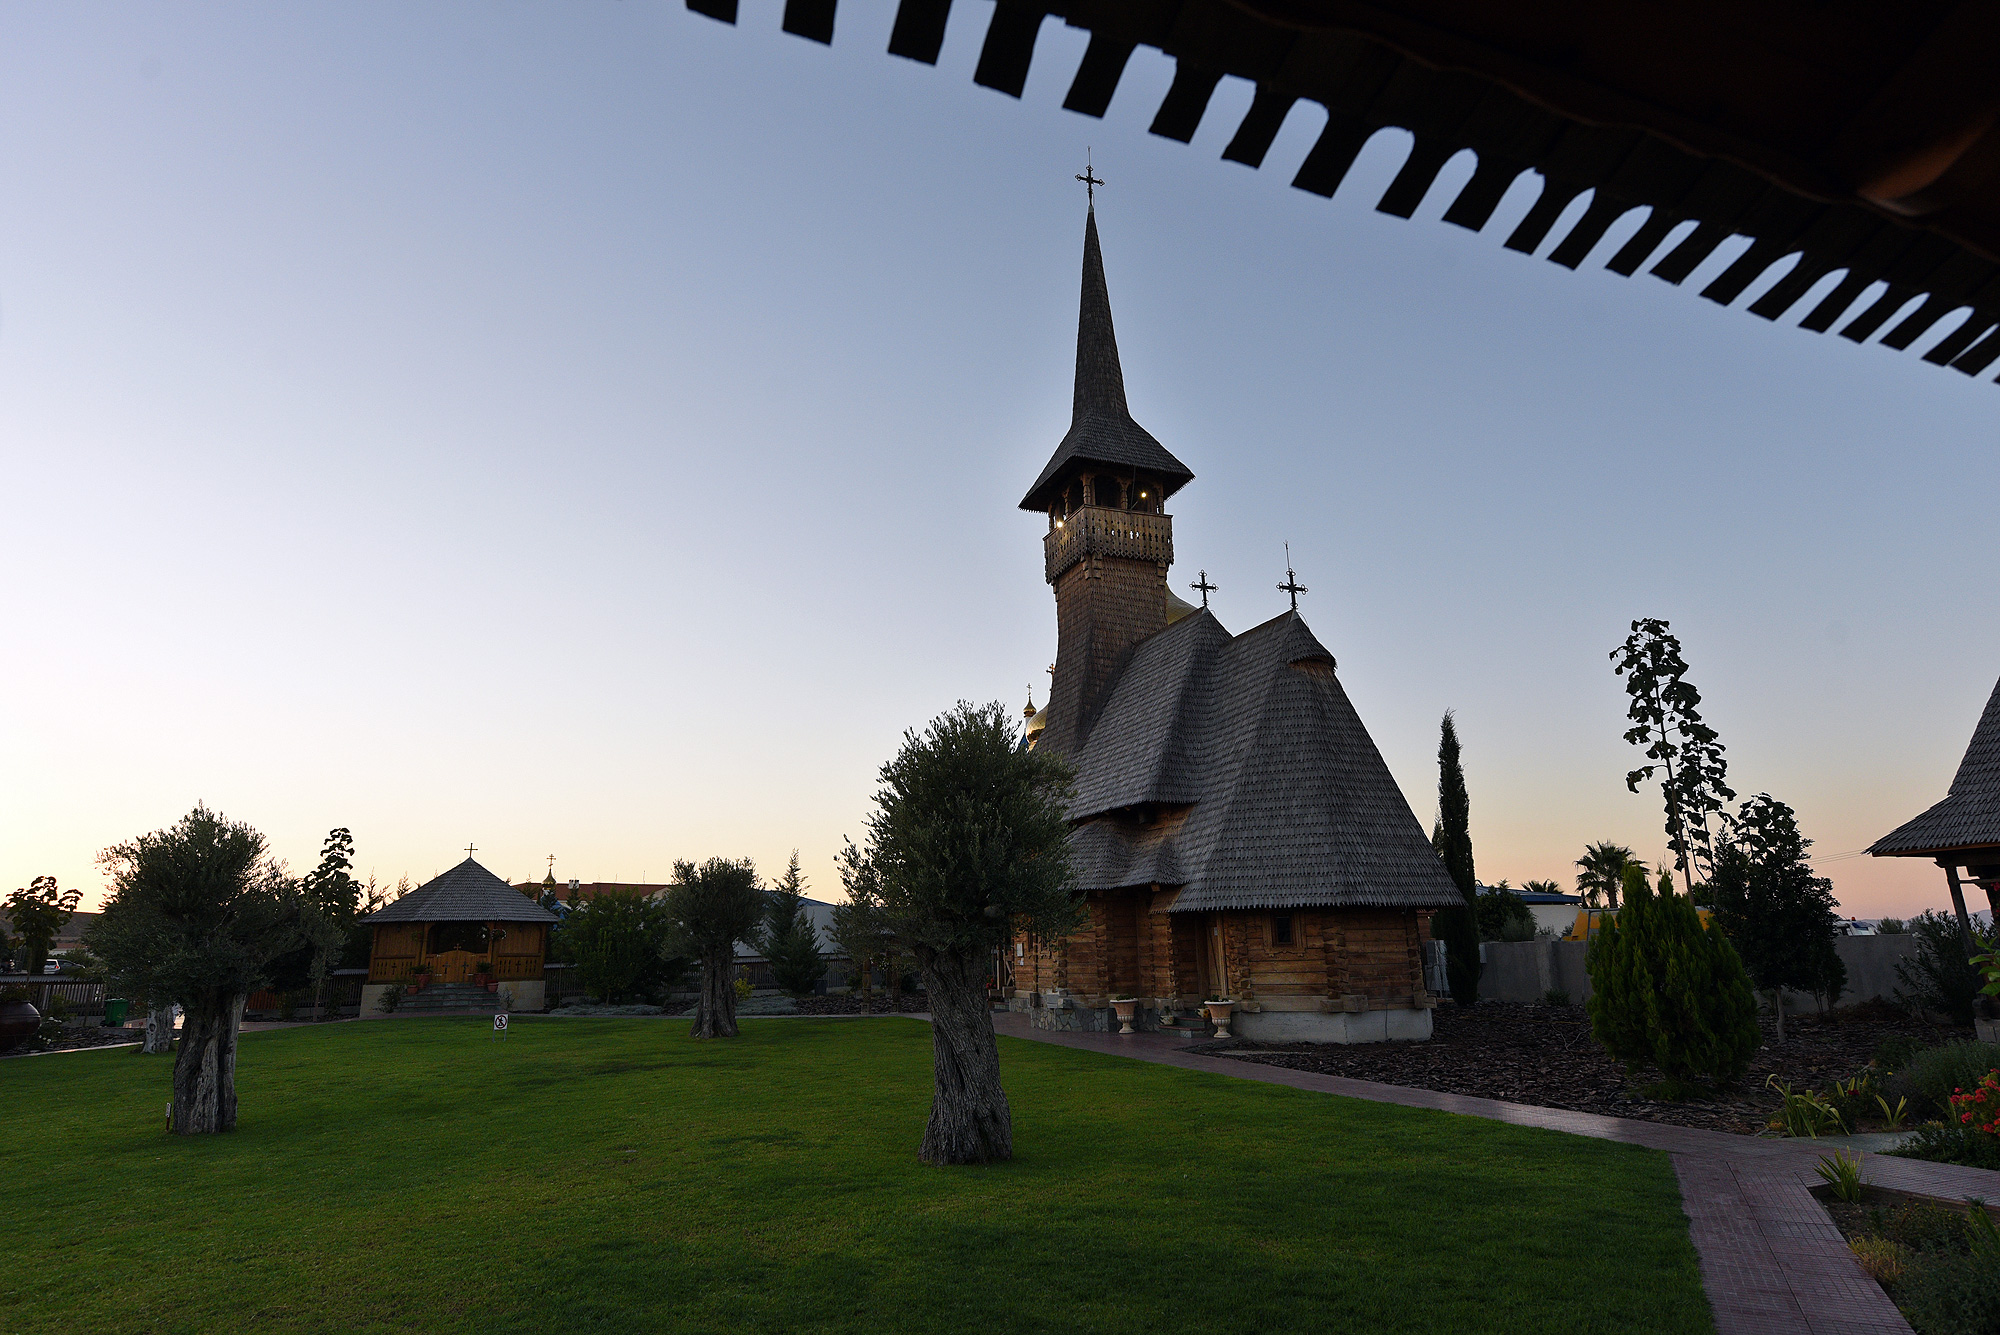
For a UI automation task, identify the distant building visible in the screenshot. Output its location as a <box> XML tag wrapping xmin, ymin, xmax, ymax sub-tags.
<box><xmin>1484</xmin><ymin>884</ymin><xmax>1584</xmax><ymax>937</ymax></box>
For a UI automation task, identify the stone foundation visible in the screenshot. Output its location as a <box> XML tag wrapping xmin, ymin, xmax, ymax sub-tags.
<box><xmin>1231</xmin><ymin>1006</ymin><xmax>1431</xmax><ymax>1044</ymax></box>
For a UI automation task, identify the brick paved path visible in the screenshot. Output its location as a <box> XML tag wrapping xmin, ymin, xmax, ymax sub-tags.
<box><xmin>990</xmin><ymin>1014</ymin><xmax>2000</xmax><ymax>1334</ymax></box>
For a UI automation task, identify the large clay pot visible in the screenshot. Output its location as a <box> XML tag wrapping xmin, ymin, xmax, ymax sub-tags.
<box><xmin>1110</xmin><ymin>999</ymin><xmax>1139</xmax><ymax>1034</ymax></box>
<box><xmin>0</xmin><ymin>998</ymin><xmax>43</xmax><ymax>1054</ymax></box>
<box><xmin>1204</xmin><ymin>999</ymin><xmax>1236</xmax><ymax>1039</ymax></box>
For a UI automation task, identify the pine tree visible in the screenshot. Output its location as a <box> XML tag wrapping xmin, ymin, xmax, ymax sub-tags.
<box><xmin>1431</xmin><ymin>710</ymin><xmax>1481</xmax><ymax>1006</ymax></box>
<box><xmin>762</xmin><ymin>850</ymin><xmax>827</xmax><ymax>997</ymax></box>
<box><xmin>1707</xmin><ymin>794</ymin><xmax>1846</xmax><ymax>1038</ymax></box>
<box><xmin>1586</xmin><ymin>865</ymin><xmax>1760</xmax><ymax>1084</ymax></box>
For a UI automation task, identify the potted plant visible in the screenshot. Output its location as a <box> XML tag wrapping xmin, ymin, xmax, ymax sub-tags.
<box><xmin>473</xmin><ymin>960</ymin><xmax>493</xmax><ymax>985</ymax></box>
<box><xmin>1109</xmin><ymin>996</ymin><xmax>1140</xmax><ymax>1034</ymax></box>
<box><xmin>0</xmin><ymin>986</ymin><xmax>41</xmax><ymax>1055</ymax></box>
<box><xmin>1203</xmin><ymin>998</ymin><xmax>1236</xmax><ymax>1038</ymax></box>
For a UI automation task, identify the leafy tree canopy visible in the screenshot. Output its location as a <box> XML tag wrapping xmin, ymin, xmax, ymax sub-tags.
<box><xmin>6</xmin><ymin>876</ymin><xmax>81</xmax><ymax>977</ymax></box>
<box><xmin>1612</xmin><ymin>619</ymin><xmax>1734</xmax><ymax>885</ymax></box>
<box><xmin>552</xmin><ymin>889</ymin><xmax>684</xmax><ymax>1004</ymax></box>
<box><xmin>1707</xmin><ymin>794</ymin><xmax>1846</xmax><ymax>1008</ymax></box>
<box><xmin>865</xmin><ymin>700</ymin><xmax>1082</xmax><ymax>955</ymax></box>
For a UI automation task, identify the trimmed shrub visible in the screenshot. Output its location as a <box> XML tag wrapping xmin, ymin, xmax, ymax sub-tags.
<box><xmin>1586</xmin><ymin>865</ymin><xmax>1761</xmax><ymax>1083</ymax></box>
<box><xmin>1896</xmin><ymin>1249</ymin><xmax>2000</xmax><ymax>1335</ymax></box>
<box><xmin>1890</xmin><ymin>1042</ymin><xmax>2000</xmax><ymax>1121</ymax></box>
<box><xmin>1895</xmin><ymin>910</ymin><xmax>1996</xmax><ymax>1025</ymax></box>
<box><xmin>1889</xmin><ymin>1123</ymin><xmax>2000</xmax><ymax>1172</ymax></box>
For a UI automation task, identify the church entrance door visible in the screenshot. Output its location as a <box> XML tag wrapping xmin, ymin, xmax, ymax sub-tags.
<box><xmin>1198</xmin><ymin>915</ymin><xmax>1227</xmax><ymax>1002</ymax></box>
<box><xmin>433</xmin><ymin>950</ymin><xmax>479</xmax><ymax>984</ymax></box>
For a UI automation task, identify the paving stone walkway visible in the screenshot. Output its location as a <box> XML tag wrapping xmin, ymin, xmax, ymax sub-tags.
<box><xmin>990</xmin><ymin>1014</ymin><xmax>2000</xmax><ymax>1335</ymax></box>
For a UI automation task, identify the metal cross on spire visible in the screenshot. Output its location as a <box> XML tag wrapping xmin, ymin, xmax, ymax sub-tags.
<box><xmin>1190</xmin><ymin>570</ymin><xmax>1217</xmax><ymax>608</ymax></box>
<box><xmin>1076</xmin><ymin>148</ymin><xmax>1103</xmax><ymax>205</ymax></box>
<box><xmin>465</xmin><ymin>842</ymin><xmax>478</xmax><ymax>857</ymax></box>
<box><xmin>1278</xmin><ymin>544</ymin><xmax>1308</xmax><ymax>613</ymax></box>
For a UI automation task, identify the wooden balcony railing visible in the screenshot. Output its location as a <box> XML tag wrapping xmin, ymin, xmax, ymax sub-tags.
<box><xmin>1044</xmin><ymin>507</ymin><xmax>1173</xmax><ymax>582</ymax></box>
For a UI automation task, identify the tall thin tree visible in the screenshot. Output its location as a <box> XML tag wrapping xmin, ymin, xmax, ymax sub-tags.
<box><xmin>1612</xmin><ymin>619</ymin><xmax>1734</xmax><ymax>888</ymax></box>
<box><xmin>1430</xmin><ymin>710</ymin><xmax>1480</xmax><ymax>1006</ymax></box>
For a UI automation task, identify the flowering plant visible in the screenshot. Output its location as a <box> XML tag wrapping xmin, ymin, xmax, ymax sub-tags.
<box><xmin>1949</xmin><ymin>1068</ymin><xmax>2000</xmax><ymax>1137</ymax></box>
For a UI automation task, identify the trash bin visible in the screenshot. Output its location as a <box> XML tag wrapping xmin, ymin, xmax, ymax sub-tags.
<box><xmin>102</xmin><ymin>998</ymin><xmax>130</xmax><ymax>1028</ymax></box>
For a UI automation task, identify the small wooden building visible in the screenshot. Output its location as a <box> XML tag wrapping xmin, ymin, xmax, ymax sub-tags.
<box><xmin>1871</xmin><ymin>674</ymin><xmax>2000</xmax><ymax>944</ymax></box>
<box><xmin>360</xmin><ymin>857</ymin><xmax>559</xmax><ymax>1014</ymax></box>
<box><xmin>1009</xmin><ymin>206</ymin><xmax>1462</xmax><ymax>1043</ymax></box>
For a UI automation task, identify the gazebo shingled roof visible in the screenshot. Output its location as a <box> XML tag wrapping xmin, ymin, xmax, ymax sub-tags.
<box><xmin>363</xmin><ymin>858</ymin><xmax>559</xmax><ymax>925</ymax></box>
<box><xmin>1871</xmin><ymin>675</ymin><xmax>2000</xmax><ymax>860</ymax></box>
<box><xmin>693</xmin><ymin>0</ymin><xmax>2000</xmax><ymax>389</ymax></box>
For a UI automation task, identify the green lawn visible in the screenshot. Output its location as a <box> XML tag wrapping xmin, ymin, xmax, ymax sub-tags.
<box><xmin>1</xmin><ymin>1018</ymin><xmax>1712</xmax><ymax>1334</ymax></box>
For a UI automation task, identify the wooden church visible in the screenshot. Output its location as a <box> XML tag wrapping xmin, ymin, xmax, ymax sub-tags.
<box><xmin>1008</xmin><ymin>204</ymin><xmax>1463</xmax><ymax>1044</ymax></box>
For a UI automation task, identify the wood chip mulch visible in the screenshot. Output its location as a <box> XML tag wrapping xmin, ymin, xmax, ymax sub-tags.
<box><xmin>792</xmin><ymin>994</ymin><xmax>931</xmax><ymax>1015</ymax></box>
<box><xmin>1215</xmin><ymin>1001</ymin><xmax>1958</xmax><ymax>1135</ymax></box>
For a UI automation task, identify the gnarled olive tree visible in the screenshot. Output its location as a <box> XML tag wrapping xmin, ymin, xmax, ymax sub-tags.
<box><xmin>89</xmin><ymin>806</ymin><xmax>301</xmax><ymax>1133</ymax></box>
<box><xmin>863</xmin><ymin>700</ymin><xmax>1081</xmax><ymax>1165</ymax></box>
<box><xmin>662</xmin><ymin>857</ymin><xmax>764</xmax><ymax>1039</ymax></box>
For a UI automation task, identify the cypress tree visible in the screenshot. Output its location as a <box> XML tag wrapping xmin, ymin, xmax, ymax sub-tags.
<box><xmin>1431</xmin><ymin>710</ymin><xmax>1481</xmax><ymax>1007</ymax></box>
<box><xmin>1587</xmin><ymin>865</ymin><xmax>1760</xmax><ymax>1083</ymax></box>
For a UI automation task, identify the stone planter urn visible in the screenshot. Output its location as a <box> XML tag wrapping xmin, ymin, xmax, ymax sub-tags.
<box><xmin>0</xmin><ymin>997</ymin><xmax>41</xmax><ymax>1054</ymax></box>
<box><xmin>1204</xmin><ymin>999</ymin><xmax>1235</xmax><ymax>1038</ymax></box>
<box><xmin>1978</xmin><ymin>1016</ymin><xmax>2000</xmax><ymax>1045</ymax></box>
<box><xmin>1110</xmin><ymin>998</ymin><xmax>1139</xmax><ymax>1034</ymax></box>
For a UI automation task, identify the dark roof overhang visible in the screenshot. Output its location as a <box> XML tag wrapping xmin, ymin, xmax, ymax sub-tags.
<box><xmin>694</xmin><ymin>0</ymin><xmax>2000</xmax><ymax>388</ymax></box>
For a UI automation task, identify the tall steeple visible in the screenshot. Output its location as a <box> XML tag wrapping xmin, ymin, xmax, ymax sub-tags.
<box><xmin>1027</xmin><ymin>203</ymin><xmax>1197</xmax><ymax>758</ymax></box>
<box><xmin>1020</xmin><ymin>206</ymin><xmax>1193</xmax><ymax>515</ymax></box>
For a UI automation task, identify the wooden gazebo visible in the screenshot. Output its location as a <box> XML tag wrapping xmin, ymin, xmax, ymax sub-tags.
<box><xmin>1871</xmin><ymin>675</ymin><xmax>2000</xmax><ymax>948</ymax></box>
<box><xmin>360</xmin><ymin>858</ymin><xmax>559</xmax><ymax>1014</ymax></box>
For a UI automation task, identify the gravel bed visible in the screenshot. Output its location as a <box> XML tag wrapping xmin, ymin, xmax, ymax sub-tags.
<box><xmin>2</xmin><ymin>1025</ymin><xmax>142</xmax><ymax>1058</ymax></box>
<box><xmin>1215</xmin><ymin>1001</ymin><xmax>1953</xmax><ymax>1135</ymax></box>
<box><xmin>793</xmin><ymin>994</ymin><xmax>931</xmax><ymax>1016</ymax></box>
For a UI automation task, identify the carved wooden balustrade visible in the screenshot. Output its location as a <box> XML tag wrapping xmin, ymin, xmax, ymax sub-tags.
<box><xmin>1044</xmin><ymin>506</ymin><xmax>1174</xmax><ymax>582</ymax></box>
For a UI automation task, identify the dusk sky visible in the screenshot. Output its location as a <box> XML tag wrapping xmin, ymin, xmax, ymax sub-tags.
<box><xmin>4</xmin><ymin>3</ymin><xmax>1995</xmax><ymax>919</ymax></box>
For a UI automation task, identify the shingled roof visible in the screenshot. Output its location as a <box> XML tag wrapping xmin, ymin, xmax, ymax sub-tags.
<box><xmin>1062</xmin><ymin>607</ymin><xmax>1463</xmax><ymax>912</ymax></box>
<box><xmin>1871</xmin><ymin>674</ymin><xmax>2000</xmax><ymax>859</ymax></box>
<box><xmin>1019</xmin><ymin>207</ymin><xmax>1194</xmax><ymax>513</ymax></box>
<box><xmin>363</xmin><ymin>858</ymin><xmax>559</xmax><ymax>925</ymax></box>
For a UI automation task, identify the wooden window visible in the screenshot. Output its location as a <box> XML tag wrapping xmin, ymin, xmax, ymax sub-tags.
<box><xmin>1272</xmin><ymin>913</ymin><xmax>1294</xmax><ymax>947</ymax></box>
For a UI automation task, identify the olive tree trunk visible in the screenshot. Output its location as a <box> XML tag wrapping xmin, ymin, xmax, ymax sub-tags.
<box><xmin>142</xmin><ymin>1004</ymin><xmax>175</xmax><ymax>1055</ymax></box>
<box><xmin>172</xmin><ymin>992</ymin><xmax>245</xmax><ymax>1134</ymax></box>
<box><xmin>690</xmin><ymin>947</ymin><xmax>738</xmax><ymax>1039</ymax></box>
<box><xmin>916</xmin><ymin>947</ymin><xmax>1012</xmax><ymax>1165</ymax></box>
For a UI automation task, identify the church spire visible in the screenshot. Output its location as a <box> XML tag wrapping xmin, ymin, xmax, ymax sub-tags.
<box><xmin>1074</xmin><ymin>207</ymin><xmax>1131</xmax><ymax>424</ymax></box>
<box><xmin>1019</xmin><ymin>201</ymin><xmax>1194</xmax><ymax>513</ymax></box>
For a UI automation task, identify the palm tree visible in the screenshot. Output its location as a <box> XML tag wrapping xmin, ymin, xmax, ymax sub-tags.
<box><xmin>1576</xmin><ymin>842</ymin><xmax>1645</xmax><ymax>910</ymax></box>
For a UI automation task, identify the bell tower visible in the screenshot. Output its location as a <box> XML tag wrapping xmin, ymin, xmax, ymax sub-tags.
<box><xmin>1021</xmin><ymin>205</ymin><xmax>1194</xmax><ymax>757</ymax></box>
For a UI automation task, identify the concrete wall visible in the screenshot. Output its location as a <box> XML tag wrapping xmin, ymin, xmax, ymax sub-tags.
<box><xmin>1478</xmin><ymin>935</ymin><xmax>1921</xmax><ymax>1011</ymax></box>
